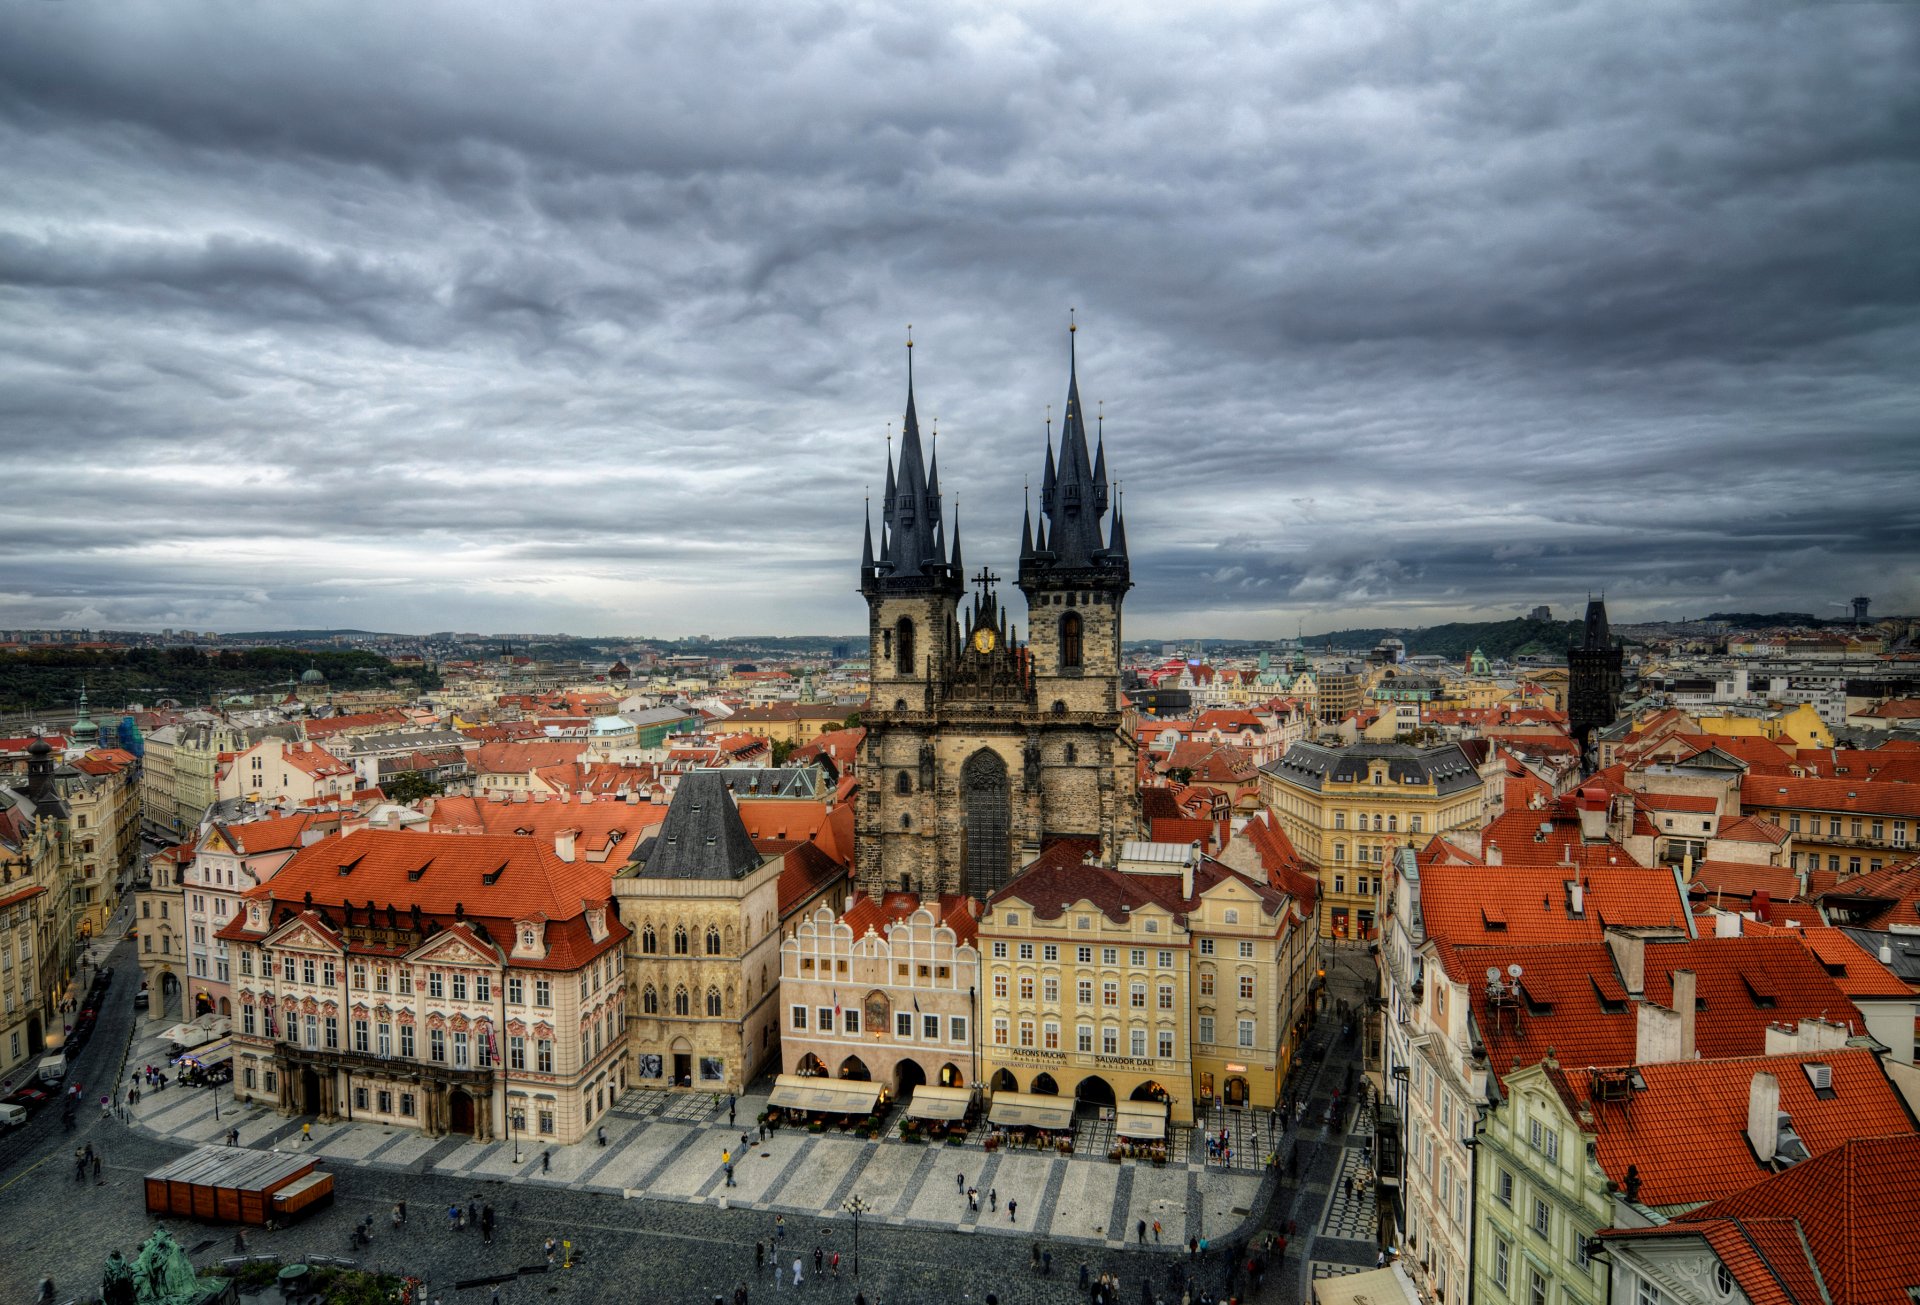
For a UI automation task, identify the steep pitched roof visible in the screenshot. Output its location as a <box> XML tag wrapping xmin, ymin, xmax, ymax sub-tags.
<box><xmin>1678</xmin><ymin>1134</ymin><xmax>1920</xmax><ymax>1305</ymax></box>
<box><xmin>1814</xmin><ymin>858</ymin><xmax>1920</xmax><ymax>930</ymax></box>
<box><xmin>1419</xmin><ymin>863</ymin><xmax>1688</xmax><ymax>981</ymax></box>
<box><xmin>1552</xmin><ymin>1049</ymin><xmax>1915</xmax><ymax>1209</ymax></box>
<box><xmin>635</xmin><ymin>771</ymin><xmax>764</xmax><ymax>881</ymax></box>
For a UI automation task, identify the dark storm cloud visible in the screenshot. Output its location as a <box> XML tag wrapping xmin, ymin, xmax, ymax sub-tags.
<box><xmin>1</xmin><ymin>1</ymin><xmax>1916</xmax><ymax>637</ymax></box>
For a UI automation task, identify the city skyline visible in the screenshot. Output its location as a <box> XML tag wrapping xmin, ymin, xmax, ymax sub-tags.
<box><xmin>3</xmin><ymin>2</ymin><xmax>1916</xmax><ymax>639</ymax></box>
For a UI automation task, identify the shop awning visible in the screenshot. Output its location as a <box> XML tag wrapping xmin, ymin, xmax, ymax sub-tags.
<box><xmin>1114</xmin><ymin>1101</ymin><xmax>1168</xmax><ymax>1139</ymax></box>
<box><xmin>987</xmin><ymin>1091</ymin><xmax>1074</xmax><ymax>1130</ymax></box>
<box><xmin>905</xmin><ymin>1084</ymin><xmax>972</xmax><ymax>1121</ymax></box>
<box><xmin>175</xmin><ymin>1038</ymin><xmax>232</xmax><ymax>1069</ymax></box>
<box><xmin>765</xmin><ymin>1074</ymin><xmax>881</xmax><ymax>1115</ymax></box>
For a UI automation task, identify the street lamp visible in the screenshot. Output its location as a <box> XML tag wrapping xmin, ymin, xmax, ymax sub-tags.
<box><xmin>511</xmin><ymin>1110</ymin><xmax>526</xmax><ymax>1164</ymax></box>
<box><xmin>842</xmin><ymin>1195</ymin><xmax>869</xmax><ymax>1278</ymax></box>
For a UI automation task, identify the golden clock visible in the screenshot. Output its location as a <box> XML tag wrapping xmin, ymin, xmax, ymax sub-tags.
<box><xmin>972</xmin><ymin>628</ymin><xmax>997</xmax><ymax>654</ymax></box>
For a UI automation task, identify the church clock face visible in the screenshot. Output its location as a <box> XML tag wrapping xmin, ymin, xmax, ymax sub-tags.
<box><xmin>972</xmin><ymin>628</ymin><xmax>997</xmax><ymax>654</ymax></box>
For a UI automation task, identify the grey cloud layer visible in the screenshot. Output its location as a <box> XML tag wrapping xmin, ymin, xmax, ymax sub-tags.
<box><xmin>2</xmin><ymin>1</ymin><xmax>1916</xmax><ymax>637</ymax></box>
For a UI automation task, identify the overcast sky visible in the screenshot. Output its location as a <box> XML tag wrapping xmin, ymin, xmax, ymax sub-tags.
<box><xmin>3</xmin><ymin>1</ymin><xmax>1915</xmax><ymax>640</ymax></box>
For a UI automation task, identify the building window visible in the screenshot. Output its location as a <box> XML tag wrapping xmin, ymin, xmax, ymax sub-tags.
<box><xmin>993</xmin><ymin>1018</ymin><xmax>1008</xmax><ymax>1046</ymax></box>
<box><xmin>706</xmin><ymin>927</ymin><xmax>722</xmax><ymax>955</ymax></box>
<box><xmin>1198</xmin><ymin>1015</ymin><xmax>1214</xmax><ymax>1044</ymax></box>
<box><xmin>1158</xmin><ymin>1030</ymin><xmax>1174</xmax><ymax>1059</ymax></box>
<box><xmin>1528</xmin><ymin>1270</ymin><xmax>1547</xmax><ymax>1305</ymax></box>
<box><xmin>1043</xmin><ymin>977</ymin><xmax>1059</xmax><ymax>1002</ymax></box>
<box><xmin>707</xmin><ymin>988</ymin><xmax>723</xmax><ymax>1017</ymax></box>
<box><xmin>994</xmin><ymin>974</ymin><xmax>1008</xmax><ymax>999</ymax></box>
<box><xmin>1158</xmin><ymin>984</ymin><xmax>1174</xmax><ymax>1010</ymax></box>
<box><xmin>1197</xmin><ymin>939</ymin><xmax>1214</xmax><ymax>956</ymax></box>
<box><xmin>1101</xmin><ymin>947</ymin><xmax>1117</xmax><ymax>965</ymax></box>
<box><xmin>1042</xmin><ymin>943</ymin><xmax>1058</xmax><ymax>961</ymax></box>
<box><xmin>992</xmin><ymin>942</ymin><xmax>1008</xmax><ymax>959</ymax></box>
<box><xmin>400</xmin><ymin>1025</ymin><xmax>414</xmax><ymax>1059</ymax></box>
<box><xmin>1059</xmin><ymin>613</ymin><xmax>1083</xmax><ymax>669</ymax></box>
<box><xmin>674</xmin><ymin>987</ymin><xmax>690</xmax><ymax>1016</ymax></box>
<box><xmin>430</xmin><ymin>1028</ymin><xmax>446</xmax><ymax>1062</ymax></box>
<box><xmin>642</xmin><ymin>926</ymin><xmax>657</xmax><ymax>953</ymax></box>
<box><xmin>897</xmin><ymin>1012</ymin><xmax>913</xmax><ymax>1038</ymax></box>
<box><xmin>451</xmin><ymin>972</ymin><xmax>467</xmax><ymax>1001</ymax></box>
<box><xmin>1019</xmin><ymin>942</ymin><xmax>1034</xmax><ymax>960</ymax></box>
<box><xmin>1130</xmin><ymin>982</ymin><xmax>1146</xmax><ymax>1008</ymax></box>
<box><xmin>353</xmin><ymin>1019</ymin><xmax>369</xmax><ymax>1053</ymax></box>
<box><xmin>1238</xmin><ymin>1019</ymin><xmax>1255</xmax><ymax>1047</ymax></box>
<box><xmin>673</xmin><ymin>927</ymin><xmax>688</xmax><ymax>955</ymax></box>
<box><xmin>1130</xmin><ymin>1028</ymin><xmax>1147</xmax><ymax>1057</ymax></box>
<box><xmin>535</xmin><ymin>979</ymin><xmax>552</xmax><ymax>1007</ymax></box>
<box><xmin>1496</xmin><ymin>1168</ymin><xmax>1514</xmax><ymax>1205</ymax></box>
<box><xmin>1532</xmin><ymin>1197</ymin><xmax>1550</xmax><ymax>1238</ymax></box>
<box><xmin>1103</xmin><ymin>1026</ymin><xmax>1118</xmax><ymax>1055</ymax></box>
<box><xmin>1019</xmin><ymin>1019</ymin><xmax>1035</xmax><ymax>1047</ymax></box>
<box><xmin>508</xmin><ymin>976</ymin><xmax>524</xmax><ymax>1004</ymax></box>
<box><xmin>896</xmin><ymin>617</ymin><xmax>916</xmax><ymax>675</ymax></box>
<box><xmin>1077</xmin><ymin>1024</ymin><xmax>1093</xmax><ymax>1052</ymax></box>
<box><xmin>1020</xmin><ymin>976</ymin><xmax>1035</xmax><ymax>1001</ymax></box>
<box><xmin>1492</xmin><ymin>1235</ymin><xmax>1511</xmax><ymax>1291</ymax></box>
<box><xmin>1102</xmin><ymin>980</ymin><xmax>1119</xmax><ymax>1007</ymax></box>
<box><xmin>949</xmin><ymin>1015</ymin><xmax>967</xmax><ymax>1043</ymax></box>
<box><xmin>1043</xmin><ymin>1021</ymin><xmax>1060</xmax><ymax>1050</ymax></box>
<box><xmin>1077</xmin><ymin>946</ymin><xmax>1093</xmax><ymax>964</ymax></box>
<box><xmin>510</xmin><ymin>1036</ymin><xmax>526</xmax><ymax>1070</ymax></box>
<box><xmin>1635</xmin><ymin>1280</ymin><xmax>1664</xmax><ymax>1305</ymax></box>
<box><xmin>537</xmin><ymin>1040</ymin><xmax>554</xmax><ymax>1073</ymax></box>
<box><xmin>1239</xmin><ymin>974</ymin><xmax>1256</xmax><ymax>999</ymax></box>
<box><xmin>1199</xmin><ymin>970</ymin><xmax>1215</xmax><ymax>997</ymax></box>
<box><xmin>453</xmin><ymin>1031</ymin><xmax>470</xmax><ymax>1068</ymax></box>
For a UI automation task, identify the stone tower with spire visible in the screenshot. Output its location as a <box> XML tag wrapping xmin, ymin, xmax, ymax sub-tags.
<box><xmin>857</xmin><ymin>325</ymin><xmax>1137</xmax><ymax>899</ymax></box>
<box><xmin>1567</xmin><ymin>594</ymin><xmax>1624</xmax><ymax>771</ymax></box>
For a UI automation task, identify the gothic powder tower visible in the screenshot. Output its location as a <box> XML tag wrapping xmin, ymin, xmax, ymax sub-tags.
<box><xmin>856</xmin><ymin>326</ymin><xmax>1137</xmax><ymax>898</ymax></box>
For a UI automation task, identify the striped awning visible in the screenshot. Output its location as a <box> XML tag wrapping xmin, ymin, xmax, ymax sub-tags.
<box><xmin>1114</xmin><ymin>1101</ymin><xmax>1167</xmax><ymax>1139</ymax></box>
<box><xmin>765</xmin><ymin>1074</ymin><xmax>881</xmax><ymax>1115</ymax></box>
<box><xmin>904</xmin><ymin>1084</ymin><xmax>972</xmax><ymax>1121</ymax></box>
<box><xmin>987</xmin><ymin>1091</ymin><xmax>1074</xmax><ymax>1130</ymax></box>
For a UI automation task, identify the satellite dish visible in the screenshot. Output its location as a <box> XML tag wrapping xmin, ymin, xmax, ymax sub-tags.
<box><xmin>1508</xmin><ymin>964</ymin><xmax>1524</xmax><ymax>979</ymax></box>
<box><xmin>1486</xmin><ymin>967</ymin><xmax>1501</xmax><ymax>983</ymax></box>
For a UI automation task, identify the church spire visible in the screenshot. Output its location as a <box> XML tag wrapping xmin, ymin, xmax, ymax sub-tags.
<box><xmin>1108</xmin><ymin>484</ymin><xmax>1129</xmax><ymax>561</ymax></box>
<box><xmin>863</xmin><ymin>328</ymin><xmax>959</xmax><ymax>596</ymax></box>
<box><xmin>949</xmin><ymin>496</ymin><xmax>963</xmax><ymax>575</ymax></box>
<box><xmin>861</xmin><ymin>493</ymin><xmax>875</xmax><ymax>577</ymax></box>
<box><xmin>1019</xmin><ymin>483</ymin><xmax>1035</xmax><ymax>563</ymax></box>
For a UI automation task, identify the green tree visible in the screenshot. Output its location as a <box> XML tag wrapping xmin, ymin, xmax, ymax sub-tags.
<box><xmin>382</xmin><ymin>771</ymin><xmax>444</xmax><ymax>804</ymax></box>
<box><xmin>770</xmin><ymin>737</ymin><xmax>797</xmax><ymax>766</ymax></box>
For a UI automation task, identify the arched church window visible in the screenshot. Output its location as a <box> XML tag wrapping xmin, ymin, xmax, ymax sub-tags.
<box><xmin>674</xmin><ymin>986</ymin><xmax>690</xmax><ymax>1016</ymax></box>
<box><xmin>641</xmin><ymin>925</ymin><xmax>657</xmax><ymax>953</ymax></box>
<box><xmin>896</xmin><ymin>617</ymin><xmax>917</xmax><ymax>676</ymax></box>
<box><xmin>673</xmin><ymin>926</ymin><xmax>688</xmax><ymax>955</ymax></box>
<box><xmin>642</xmin><ymin>985</ymin><xmax>659</xmax><ymax>1014</ymax></box>
<box><xmin>1060</xmin><ymin>613</ymin><xmax>1083</xmax><ymax>669</ymax></box>
<box><xmin>1065</xmin><ymin>744</ymin><xmax>1078</xmax><ymax>764</ymax></box>
<box><xmin>705</xmin><ymin>927</ymin><xmax>722</xmax><ymax>955</ymax></box>
<box><xmin>1052</xmin><ymin>700</ymin><xmax>1067</xmax><ymax>716</ymax></box>
<box><xmin>896</xmin><ymin>771</ymin><xmax>912</xmax><ymax>795</ymax></box>
<box><xmin>706</xmin><ymin>987</ymin><xmax>723</xmax><ymax>1017</ymax></box>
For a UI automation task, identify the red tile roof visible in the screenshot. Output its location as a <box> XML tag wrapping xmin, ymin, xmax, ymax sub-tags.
<box><xmin>472</xmin><ymin>740</ymin><xmax>591</xmax><ymax>775</ymax></box>
<box><xmin>1688</xmin><ymin>860</ymin><xmax>1805</xmax><ymax>906</ymax></box>
<box><xmin>839</xmin><ymin>890</ymin><xmax>982</xmax><ymax>947</ymax></box>
<box><xmin>1635</xmin><ymin>790</ymin><xmax>1721</xmax><ymax>814</ymax></box>
<box><xmin>1677</xmin><ymin>1134</ymin><xmax>1920</xmax><ymax>1305</ymax></box>
<box><xmin>1717</xmin><ymin>814</ymin><xmax>1789</xmax><ymax>845</ymax></box>
<box><xmin>1477</xmin><ymin>810</ymin><xmax>1654</xmax><ymax>872</ymax></box>
<box><xmin>304</xmin><ymin>709</ymin><xmax>409</xmax><ymax>738</ymax></box>
<box><xmin>1752</xmin><ymin>923</ymin><xmax>1917</xmax><ymax>999</ymax></box>
<box><xmin>1468</xmin><ymin>936</ymin><xmax>1865</xmax><ymax>1081</ymax></box>
<box><xmin>1743</xmin><ymin>775</ymin><xmax>1920</xmax><ymax>820</ymax></box>
<box><xmin>776</xmin><ymin>841</ymin><xmax>847</xmax><ymax>916</ymax></box>
<box><xmin>1813</xmin><ymin>858</ymin><xmax>1920</xmax><ymax>930</ymax></box>
<box><xmin>1552</xmin><ymin>1049</ymin><xmax>1914</xmax><ymax>1209</ymax></box>
<box><xmin>219</xmin><ymin>827</ymin><xmax>624</xmax><ymax>970</ymax></box>
<box><xmin>1419</xmin><ymin>864</ymin><xmax>1687</xmax><ymax>981</ymax></box>
<box><xmin>208</xmin><ymin>811</ymin><xmax>338</xmax><ymax>856</ymax></box>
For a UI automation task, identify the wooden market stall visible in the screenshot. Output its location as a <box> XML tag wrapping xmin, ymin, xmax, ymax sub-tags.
<box><xmin>144</xmin><ymin>1146</ymin><xmax>334</xmax><ymax>1226</ymax></box>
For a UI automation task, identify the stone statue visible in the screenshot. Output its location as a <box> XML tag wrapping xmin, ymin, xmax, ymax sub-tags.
<box><xmin>101</xmin><ymin>1250</ymin><xmax>136</xmax><ymax>1305</ymax></box>
<box><xmin>130</xmin><ymin>1226</ymin><xmax>209</xmax><ymax>1305</ymax></box>
<box><xmin>1023</xmin><ymin>732</ymin><xmax>1041</xmax><ymax>791</ymax></box>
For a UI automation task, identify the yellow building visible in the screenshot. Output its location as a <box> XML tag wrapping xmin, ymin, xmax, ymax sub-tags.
<box><xmin>708</xmin><ymin>703</ymin><xmax>850</xmax><ymax>746</ymax></box>
<box><xmin>1698</xmin><ymin>702</ymin><xmax>1833</xmax><ymax>749</ymax></box>
<box><xmin>979</xmin><ymin>841</ymin><xmax>1315</xmax><ymax>1125</ymax></box>
<box><xmin>1260</xmin><ymin>742</ymin><xmax>1496</xmax><ymax>939</ymax></box>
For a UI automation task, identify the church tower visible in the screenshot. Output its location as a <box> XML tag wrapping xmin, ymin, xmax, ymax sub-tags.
<box><xmin>1567</xmin><ymin>595</ymin><xmax>1623</xmax><ymax>771</ymax></box>
<box><xmin>856</xmin><ymin>325</ymin><xmax>1137</xmax><ymax>900</ymax></box>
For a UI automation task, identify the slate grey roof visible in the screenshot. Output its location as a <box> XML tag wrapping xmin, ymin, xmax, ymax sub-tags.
<box><xmin>633</xmin><ymin>771</ymin><xmax>763</xmax><ymax>880</ymax></box>
<box><xmin>1260</xmin><ymin>741</ymin><xmax>1482</xmax><ymax>796</ymax></box>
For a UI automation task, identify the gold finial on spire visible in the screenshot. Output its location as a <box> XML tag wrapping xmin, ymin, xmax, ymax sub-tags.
<box><xmin>906</xmin><ymin>323</ymin><xmax>913</xmax><ymax>348</ymax></box>
<box><xmin>1068</xmin><ymin>306</ymin><xmax>1076</xmax><ymax>333</ymax></box>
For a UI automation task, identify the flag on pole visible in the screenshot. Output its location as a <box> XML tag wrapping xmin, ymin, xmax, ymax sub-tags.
<box><xmin>833</xmin><ymin>990</ymin><xmax>841</xmax><ymax>1028</ymax></box>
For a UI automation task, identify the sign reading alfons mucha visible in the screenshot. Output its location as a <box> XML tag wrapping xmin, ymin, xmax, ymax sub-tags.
<box><xmin>864</xmin><ymin>990</ymin><xmax>890</xmax><ymax>1034</ymax></box>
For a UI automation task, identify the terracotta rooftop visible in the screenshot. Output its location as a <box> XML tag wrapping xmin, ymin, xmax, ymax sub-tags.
<box><xmin>1419</xmin><ymin>863</ymin><xmax>1688</xmax><ymax>981</ymax></box>
<box><xmin>1743</xmin><ymin>774</ymin><xmax>1920</xmax><ymax>820</ymax></box>
<box><xmin>1551</xmin><ymin>1048</ymin><xmax>1915</xmax><ymax>1209</ymax></box>
<box><xmin>1813</xmin><ymin>858</ymin><xmax>1920</xmax><ymax>930</ymax></box>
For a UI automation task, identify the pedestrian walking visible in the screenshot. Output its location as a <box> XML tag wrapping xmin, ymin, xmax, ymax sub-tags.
<box><xmin>545</xmin><ymin>1237</ymin><xmax>557</xmax><ymax>1266</ymax></box>
<box><xmin>1043</xmin><ymin>1249</ymin><xmax>1052</xmax><ymax>1276</ymax></box>
<box><xmin>725</xmin><ymin>1162</ymin><xmax>736</xmax><ymax>1187</ymax></box>
<box><xmin>776</xmin><ymin>1214</ymin><xmax>786</xmax><ymax>1241</ymax></box>
<box><xmin>1081</xmin><ymin>1262</ymin><xmax>1091</xmax><ymax>1290</ymax></box>
<box><xmin>1032</xmin><ymin>1244</ymin><xmax>1042</xmax><ymax>1272</ymax></box>
<box><xmin>756</xmin><ymin>1241</ymin><xmax>764</xmax><ymax>1270</ymax></box>
<box><xmin>1139</xmin><ymin>1219</ymin><xmax>1148</xmax><ymax>1244</ymax></box>
<box><xmin>792</xmin><ymin>1258</ymin><xmax>803</xmax><ymax>1288</ymax></box>
<box><xmin>490</xmin><ymin>1288</ymin><xmax>501</xmax><ymax>1305</ymax></box>
<box><xmin>468</xmin><ymin>1199</ymin><xmax>479</xmax><ymax>1227</ymax></box>
<box><xmin>1152</xmin><ymin>1219</ymin><xmax>1162</xmax><ymax>1243</ymax></box>
<box><xmin>233</xmin><ymin>1229</ymin><xmax>247</xmax><ymax>1255</ymax></box>
<box><xmin>814</xmin><ymin>1246</ymin><xmax>823</xmax><ymax>1276</ymax></box>
<box><xmin>597</xmin><ymin>1125</ymin><xmax>606</xmax><ymax>1146</ymax></box>
<box><xmin>989</xmin><ymin>1188</ymin><xmax>997</xmax><ymax>1212</ymax></box>
<box><xmin>482</xmin><ymin>1203</ymin><xmax>494</xmax><ymax>1243</ymax></box>
<box><xmin>1189</xmin><ymin>1237</ymin><xmax>1199</xmax><ymax>1259</ymax></box>
<box><xmin>830</xmin><ymin>1251</ymin><xmax>839</xmax><ymax>1278</ymax></box>
<box><xmin>542</xmin><ymin>1150</ymin><xmax>551</xmax><ymax>1173</ymax></box>
<box><xmin>449</xmin><ymin>1204</ymin><xmax>461</xmax><ymax>1231</ymax></box>
<box><xmin>968</xmin><ymin>1186</ymin><xmax>978</xmax><ymax>1212</ymax></box>
<box><xmin>301</xmin><ymin>1121</ymin><xmax>311</xmax><ymax>1143</ymax></box>
<box><xmin>958</xmin><ymin>1170</ymin><xmax>966</xmax><ymax>1192</ymax></box>
<box><xmin>729</xmin><ymin>1093</ymin><xmax>737</xmax><ymax>1126</ymax></box>
<box><xmin>1009</xmin><ymin>1198</ymin><xmax>1018</xmax><ymax>1222</ymax></box>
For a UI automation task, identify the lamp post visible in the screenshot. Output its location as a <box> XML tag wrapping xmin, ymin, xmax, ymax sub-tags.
<box><xmin>512</xmin><ymin>1110</ymin><xmax>526</xmax><ymax>1164</ymax></box>
<box><xmin>842</xmin><ymin>1195</ymin><xmax>869</xmax><ymax>1278</ymax></box>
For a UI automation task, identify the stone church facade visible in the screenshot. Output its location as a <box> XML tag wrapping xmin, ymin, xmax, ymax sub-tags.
<box><xmin>856</xmin><ymin>329</ymin><xmax>1138</xmax><ymax>898</ymax></box>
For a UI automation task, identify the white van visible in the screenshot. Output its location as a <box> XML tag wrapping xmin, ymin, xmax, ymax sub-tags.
<box><xmin>37</xmin><ymin>1054</ymin><xmax>68</xmax><ymax>1083</ymax></box>
<box><xmin>0</xmin><ymin>1102</ymin><xmax>27</xmax><ymax>1129</ymax></box>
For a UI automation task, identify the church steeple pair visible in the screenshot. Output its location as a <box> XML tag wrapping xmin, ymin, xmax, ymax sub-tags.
<box><xmin>862</xmin><ymin>332</ymin><xmax>963</xmax><ymax>596</ymax></box>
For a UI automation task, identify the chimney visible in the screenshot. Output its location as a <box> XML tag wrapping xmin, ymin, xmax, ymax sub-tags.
<box><xmin>1183</xmin><ymin>843</ymin><xmax>1198</xmax><ymax>902</ymax></box>
<box><xmin>1882</xmin><ymin>941</ymin><xmax>1895</xmax><ymax>965</ymax></box>
<box><xmin>1635</xmin><ymin>999</ymin><xmax>1683</xmax><ymax>1064</ymax></box>
<box><xmin>1764</xmin><ymin>1017</ymin><xmax>1848</xmax><ymax>1056</ymax></box>
<box><xmin>1746</xmin><ymin>1072</ymin><xmax>1781</xmax><ymax>1164</ymax></box>
<box><xmin>554</xmin><ymin>829</ymin><xmax>577</xmax><ymax>863</ymax></box>
<box><xmin>1671</xmin><ymin>969</ymin><xmax>1696</xmax><ymax>1059</ymax></box>
<box><xmin>1574</xmin><ymin>786</ymin><xmax>1607</xmax><ymax>842</ymax></box>
<box><xmin>1752</xmin><ymin>890</ymin><xmax>1771</xmax><ymax>922</ymax></box>
<box><xmin>1714</xmin><ymin>911</ymin><xmax>1741</xmax><ymax>938</ymax></box>
<box><xmin>1606</xmin><ymin>930</ymin><xmax>1646</xmax><ymax>995</ymax></box>
<box><xmin>1486</xmin><ymin>843</ymin><xmax>1503</xmax><ymax>867</ymax></box>
<box><xmin>1568</xmin><ymin>881</ymin><xmax>1585</xmax><ymax>918</ymax></box>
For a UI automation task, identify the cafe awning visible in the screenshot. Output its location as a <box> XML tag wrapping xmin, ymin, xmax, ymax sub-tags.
<box><xmin>987</xmin><ymin>1091</ymin><xmax>1075</xmax><ymax>1130</ymax></box>
<box><xmin>905</xmin><ymin>1084</ymin><xmax>972</xmax><ymax>1122</ymax></box>
<box><xmin>765</xmin><ymin>1074</ymin><xmax>881</xmax><ymax>1115</ymax></box>
<box><xmin>1114</xmin><ymin>1101</ymin><xmax>1168</xmax><ymax>1139</ymax></box>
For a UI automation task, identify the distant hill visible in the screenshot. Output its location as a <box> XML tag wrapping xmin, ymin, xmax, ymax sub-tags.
<box><xmin>220</xmin><ymin>629</ymin><xmax>388</xmax><ymax>641</ymax></box>
<box><xmin>1309</xmin><ymin>617</ymin><xmax>1588</xmax><ymax>663</ymax></box>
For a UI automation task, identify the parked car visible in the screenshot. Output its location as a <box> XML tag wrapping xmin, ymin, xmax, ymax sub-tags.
<box><xmin>4</xmin><ymin>1087</ymin><xmax>51</xmax><ymax>1110</ymax></box>
<box><xmin>0</xmin><ymin>1102</ymin><xmax>27</xmax><ymax>1129</ymax></box>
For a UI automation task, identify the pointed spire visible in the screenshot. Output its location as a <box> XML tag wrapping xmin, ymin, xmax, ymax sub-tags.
<box><xmin>949</xmin><ymin>496</ymin><xmax>963</xmax><ymax>576</ymax></box>
<box><xmin>1019</xmin><ymin>483</ymin><xmax>1035</xmax><ymax>562</ymax></box>
<box><xmin>1092</xmin><ymin>399</ymin><xmax>1109</xmax><ymax>515</ymax></box>
<box><xmin>861</xmin><ymin>493</ymin><xmax>875</xmax><ymax>574</ymax></box>
<box><xmin>1108</xmin><ymin>483</ymin><xmax>1129</xmax><ymax>560</ymax></box>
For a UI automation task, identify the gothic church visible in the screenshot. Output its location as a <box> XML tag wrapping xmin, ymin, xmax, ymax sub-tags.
<box><xmin>856</xmin><ymin>328</ymin><xmax>1138</xmax><ymax>898</ymax></box>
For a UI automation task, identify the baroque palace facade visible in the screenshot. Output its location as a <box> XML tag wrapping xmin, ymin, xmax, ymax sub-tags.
<box><xmin>857</xmin><ymin>328</ymin><xmax>1138</xmax><ymax>899</ymax></box>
